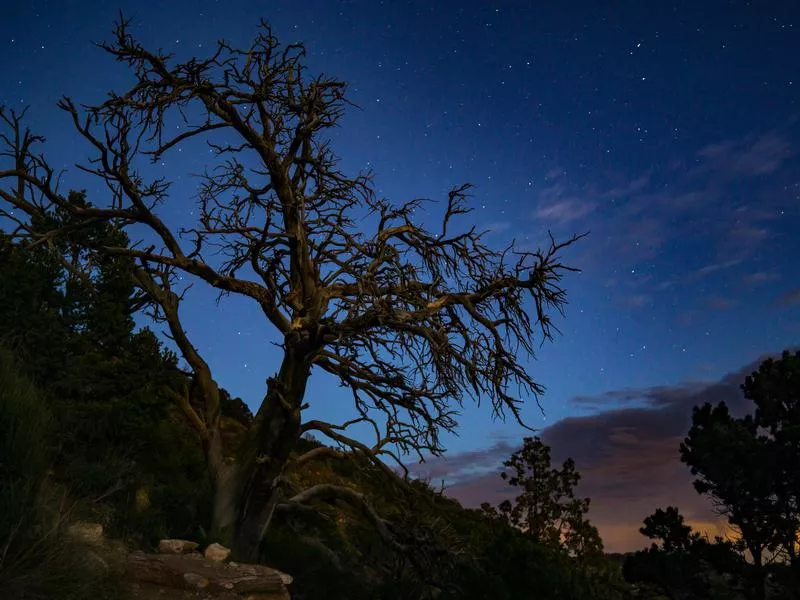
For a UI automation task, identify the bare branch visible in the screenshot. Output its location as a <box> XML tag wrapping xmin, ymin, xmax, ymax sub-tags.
<box><xmin>285</xmin><ymin>444</ymin><xmax>347</xmax><ymax>473</ymax></box>
<box><xmin>283</xmin><ymin>484</ymin><xmax>407</xmax><ymax>554</ymax></box>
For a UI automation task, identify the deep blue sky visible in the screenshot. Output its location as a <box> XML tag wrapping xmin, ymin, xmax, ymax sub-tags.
<box><xmin>2</xmin><ymin>1</ymin><xmax>798</xmax><ymax>489</ymax></box>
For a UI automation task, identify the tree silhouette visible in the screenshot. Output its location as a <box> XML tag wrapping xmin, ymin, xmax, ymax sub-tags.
<box><xmin>623</xmin><ymin>507</ymin><xmax>747</xmax><ymax>600</ymax></box>
<box><xmin>482</xmin><ymin>436</ymin><xmax>603</xmax><ymax>558</ymax></box>
<box><xmin>680</xmin><ymin>401</ymin><xmax>775</xmax><ymax>599</ymax></box>
<box><xmin>0</xmin><ymin>18</ymin><xmax>581</xmax><ymax>561</ymax></box>
<box><xmin>639</xmin><ymin>506</ymin><xmax>700</xmax><ymax>553</ymax></box>
<box><xmin>745</xmin><ymin>350</ymin><xmax>800</xmax><ymax>566</ymax></box>
<box><xmin>680</xmin><ymin>350</ymin><xmax>800</xmax><ymax>600</ymax></box>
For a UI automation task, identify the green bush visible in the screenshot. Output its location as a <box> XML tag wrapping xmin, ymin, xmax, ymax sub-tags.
<box><xmin>0</xmin><ymin>347</ymin><xmax>119</xmax><ymax>600</ymax></box>
<box><xmin>0</xmin><ymin>232</ymin><xmax>211</xmax><ymax>547</ymax></box>
<box><xmin>0</xmin><ymin>347</ymin><xmax>51</xmax><ymax>537</ymax></box>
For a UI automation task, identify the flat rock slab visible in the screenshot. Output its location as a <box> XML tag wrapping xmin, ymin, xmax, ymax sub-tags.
<box><xmin>126</xmin><ymin>551</ymin><xmax>291</xmax><ymax>596</ymax></box>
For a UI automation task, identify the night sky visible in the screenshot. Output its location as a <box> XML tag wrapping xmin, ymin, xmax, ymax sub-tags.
<box><xmin>3</xmin><ymin>1</ymin><xmax>799</xmax><ymax>552</ymax></box>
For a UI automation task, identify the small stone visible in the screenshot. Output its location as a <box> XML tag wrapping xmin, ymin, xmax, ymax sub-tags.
<box><xmin>228</xmin><ymin>561</ymin><xmax>238</xmax><ymax>568</ymax></box>
<box><xmin>204</xmin><ymin>542</ymin><xmax>231</xmax><ymax>562</ymax></box>
<box><xmin>275</xmin><ymin>569</ymin><xmax>293</xmax><ymax>586</ymax></box>
<box><xmin>66</xmin><ymin>522</ymin><xmax>104</xmax><ymax>547</ymax></box>
<box><xmin>158</xmin><ymin>539</ymin><xmax>199</xmax><ymax>554</ymax></box>
<box><xmin>183</xmin><ymin>572</ymin><xmax>210</xmax><ymax>588</ymax></box>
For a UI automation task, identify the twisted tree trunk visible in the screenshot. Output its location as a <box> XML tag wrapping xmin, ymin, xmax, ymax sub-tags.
<box><xmin>224</xmin><ymin>347</ymin><xmax>310</xmax><ymax>562</ymax></box>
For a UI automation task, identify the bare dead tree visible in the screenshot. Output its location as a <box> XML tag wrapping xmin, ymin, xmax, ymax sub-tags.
<box><xmin>0</xmin><ymin>16</ymin><xmax>584</xmax><ymax>562</ymax></box>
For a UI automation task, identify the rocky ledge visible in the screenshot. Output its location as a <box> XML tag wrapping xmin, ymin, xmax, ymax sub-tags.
<box><xmin>126</xmin><ymin>550</ymin><xmax>292</xmax><ymax>599</ymax></box>
<box><xmin>66</xmin><ymin>523</ymin><xmax>292</xmax><ymax>599</ymax></box>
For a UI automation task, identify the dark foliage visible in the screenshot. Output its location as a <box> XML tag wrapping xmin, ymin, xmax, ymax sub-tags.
<box><xmin>481</xmin><ymin>436</ymin><xmax>604</xmax><ymax>559</ymax></box>
<box><xmin>0</xmin><ymin>347</ymin><xmax>121</xmax><ymax>599</ymax></box>
<box><xmin>639</xmin><ymin>506</ymin><xmax>701</xmax><ymax>552</ymax></box>
<box><xmin>264</xmin><ymin>438</ymin><xmax>629</xmax><ymax>600</ymax></box>
<box><xmin>678</xmin><ymin>351</ymin><xmax>800</xmax><ymax>599</ymax></box>
<box><xmin>0</xmin><ymin>211</ymin><xmax>214</xmax><ymax>545</ymax></box>
<box><xmin>624</xmin><ymin>507</ymin><xmax>747</xmax><ymax>599</ymax></box>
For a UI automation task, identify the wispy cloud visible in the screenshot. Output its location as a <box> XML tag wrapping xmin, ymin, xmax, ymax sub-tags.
<box><xmin>696</xmin><ymin>131</ymin><xmax>793</xmax><ymax>179</ymax></box>
<box><xmin>601</xmin><ymin>171</ymin><xmax>652</xmax><ymax>200</ymax></box>
<box><xmin>654</xmin><ymin>279</ymin><xmax>677</xmax><ymax>291</ymax></box>
<box><xmin>527</xmin><ymin>128</ymin><xmax>795</xmax><ymax>317</ymax></box>
<box><xmin>742</xmin><ymin>271</ymin><xmax>780</xmax><ymax>286</ymax></box>
<box><xmin>704</xmin><ymin>296</ymin><xmax>739</xmax><ymax>311</ymax></box>
<box><xmin>408</xmin><ymin>441</ymin><xmax>515</xmax><ymax>485</ymax></box>
<box><xmin>774</xmin><ymin>288</ymin><xmax>800</xmax><ymax>308</ymax></box>
<box><xmin>481</xmin><ymin>221</ymin><xmax>512</xmax><ymax>235</ymax></box>
<box><xmin>544</xmin><ymin>167</ymin><xmax>566</xmax><ymax>180</ymax></box>
<box><xmin>535</xmin><ymin>197</ymin><xmax>596</xmax><ymax>224</ymax></box>
<box><xmin>727</xmin><ymin>223</ymin><xmax>771</xmax><ymax>244</ymax></box>
<box><xmin>689</xmin><ymin>258</ymin><xmax>743</xmax><ymax>280</ymax></box>
<box><xmin>615</xmin><ymin>293</ymin><xmax>652</xmax><ymax>309</ymax></box>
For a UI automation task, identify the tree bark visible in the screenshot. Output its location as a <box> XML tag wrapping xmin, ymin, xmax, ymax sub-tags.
<box><xmin>209</xmin><ymin>457</ymin><xmax>240</xmax><ymax>548</ymax></box>
<box><xmin>230</xmin><ymin>346</ymin><xmax>310</xmax><ymax>561</ymax></box>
